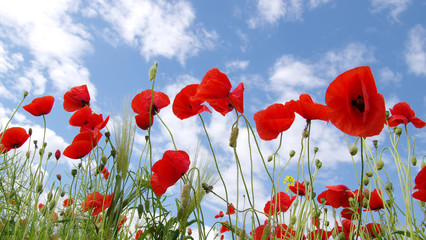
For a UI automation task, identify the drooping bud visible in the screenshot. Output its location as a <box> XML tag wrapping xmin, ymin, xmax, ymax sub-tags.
<box><xmin>376</xmin><ymin>160</ymin><xmax>384</xmax><ymax>170</ymax></box>
<box><xmin>385</xmin><ymin>182</ymin><xmax>393</xmax><ymax>192</ymax></box>
<box><xmin>56</xmin><ymin>174</ymin><xmax>61</xmax><ymax>181</ymax></box>
<box><xmin>313</xmin><ymin>147</ymin><xmax>318</xmax><ymax>153</ymax></box>
<box><xmin>111</xmin><ymin>149</ymin><xmax>117</xmax><ymax>158</ymax></box>
<box><xmin>363</xmin><ymin>189</ymin><xmax>370</xmax><ymax>199</ymax></box>
<box><xmin>289</xmin><ymin>150</ymin><xmax>296</xmax><ymax>158</ymax></box>
<box><xmin>303</xmin><ymin>130</ymin><xmax>309</xmax><ymax>138</ymax></box>
<box><xmin>362</xmin><ymin>198</ymin><xmax>369</xmax><ymax>208</ymax></box>
<box><xmin>229</xmin><ymin>126</ymin><xmax>239</xmax><ymax>148</ymax></box>
<box><xmin>144</xmin><ymin>199</ymin><xmax>150</xmax><ymax>212</ymax></box>
<box><xmin>372</xmin><ymin>140</ymin><xmax>378</xmax><ymax>148</ymax></box>
<box><xmin>411</xmin><ymin>156</ymin><xmax>417</xmax><ymax>166</ymax></box>
<box><xmin>385</xmin><ymin>111</ymin><xmax>390</xmax><ymax>118</ymax></box>
<box><xmin>55</xmin><ymin>150</ymin><xmax>61</xmax><ymax>160</ymax></box>
<box><xmin>78</xmin><ymin>163</ymin><xmax>82</xmax><ymax>169</ymax></box>
<box><xmin>267</xmin><ymin>155</ymin><xmax>273</xmax><ymax>162</ymax></box>
<box><xmin>28</xmin><ymin>128</ymin><xmax>32</xmax><ymax>136</ymax></box>
<box><xmin>394</xmin><ymin>127</ymin><xmax>402</xmax><ymax>136</ymax></box>
<box><xmin>71</xmin><ymin>169</ymin><xmax>77</xmax><ymax>177</ymax></box>
<box><xmin>47</xmin><ymin>191</ymin><xmax>53</xmax><ymax>202</ymax></box>
<box><xmin>105</xmin><ymin>131</ymin><xmax>110</xmax><ymax>139</ymax></box>
<box><xmin>24</xmin><ymin>91</ymin><xmax>29</xmax><ymax>97</ymax></box>
<box><xmin>290</xmin><ymin>215</ymin><xmax>297</xmax><ymax>225</ymax></box>
<box><xmin>39</xmin><ymin>149</ymin><xmax>44</xmax><ymax>156</ymax></box>
<box><xmin>36</xmin><ymin>183</ymin><xmax>43</xmax><ymax>194</ymax></box>
<box><xmin>49</xmin><ymin>200</ymin><xmax>56</xmax><ymax>210</ymax></box>
<box><xmin>137</xmin><ymin>204</ymin><xmax>144</xmax><ymax>219</ymax></box>
<box><xmin>363</xmin><ymin>176</ymin><xmax>369</xmax><ymax>186</ymax></box>
<box><xmin>101</xmin><ymin>154</ymin><xmax>108</xmax><ymax>165</ymax></box>
<box><xmin>47</xmin><ymin>152</ymin><xmax>52</xmax><ymax>159</ymax></box>
<box><xmin>315</xmin><ymin>159</ymin><xmax>322</xmax><ymax>169</ymax></box>
<box><xmin>422</xmin><ymin>161</ymin><xmax>426</xmax><ymax>169</ymax></box>
<box><xmin>366</xmin><ymin>171</ymin><xmax>373</xmax><ymax>177</ymax></box>
<box><xmin>386</xmin><ymin>199</ymin><xmax>393</xmax><ymax>208</ymax></box>
<box><xmin>60</xmin><ymin>191</ymin><xmax>65</xmax><ymax>197</ymax></box>
<box><xmin>349</xmin><ymin>145</ymin><xmax>358</xmax><ymax>156</ymax></box>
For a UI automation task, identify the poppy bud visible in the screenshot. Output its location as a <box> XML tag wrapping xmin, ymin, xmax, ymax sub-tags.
<box><xmin>313</xmin><ymin>209</ymin><xmax>321</xmax><ymax>219</ymax></box>
<box><xmin>385</xmin><ymin>111</ymin><xmax>390</xmax><ymax>118</ymax></box>
<box><xmin>325</xmin><ymin>221</ymin><xmax>330</xmax><ymax>227</ymax></box>
<box><xmin>24</xmin><ymin>91</ymin><xmax>29</xmax><ymax>97</ymax></box>
<box><xmin>43</xmin><ymin>142</ymin><xmax>47</xmax><ymax>148</ymax></box>
<box><xmin>303</xmin><ymin>130</ymin><xmax>309</xmax><ymax>138</ymax></box>
<box><xmin>137</xmin><ymin>204</ymin><xmax>144</xmax><ymax>219</ymax></box>
<box><xmin>111</xmin><ymin>149</ymin><xmax>117</xmax><ymax>158</ymax></box>
<box><xmin>289</xmin><ymin>150</ymin><xmax>296</xmax><ymax>157</ymax></box>
<box><xmin>412</xmin><ymin>156</ymin><xmax>417</xmax><ymax>166</ymax></box>
<box><xmin>363</xmin><ymin>176</ymin><xmax>369</xmax><ymax>186</ymax></box>
<box><xmin>56</xmin><ymin>174</ymin><xmax>61</xmax><ymax>181</ymax></box>
<box><xmin>49</xmin><ymin>200</ymin><xmax>56</xmax><ymax>210</ymax></box>
<box><xmin>363</xmin><ymin>189</ymin><xmax>370</xmax><ymax>199</ymax></box>
<box><xmin>47</xmin><ymin>191</ymin><xmax>53</xmax><ymax>202</ymax></box>
<box><xmin>376</xmin><ymin>159</ymin><xmax>384</xmax><ymax>170</ymax></box>
<box><xmin>313</xmin><ymin>147</ymin><xmax>318</xmax><ymax>153</ymax></box>
<box><xmin>348</xmin><ymin>197</ymin><xmax>355</xmax><ymax>206</ymax></box>
<box><xmin>422</xmin><ymin>161</ymin><xmax>426</xmax><ymax>169</ymax></box>
<box><xmin>47</xmin><ymin>152</ymin><xmax>52</xmax><ymax>159</ymax></box>
<box><xmin>149</xmin><ymin>62</ymin><xmax>158</xmax><ymax>81</ymax></box>
<box><xmin>144</xmin><ymin>199</ymin><xmax>150</xmax><ymax>212</ymax></box>
<box><xmin>394</xmin><ymin>127</ymin><xmax>402</xmax><ymax>136</ymax></box>
<box><xmin>101</xmin><ymin>154</ymin><xmax>108</xmax><ymax>164</ymax></box>
<box><xmin>28</xmin><ymin>128</ymin><xmax>32</xmax><ymax>136</ymax></box>
<box><xmin>362</xmin><ymin>198</ymin><xmax>369</xmax><ymax>208</ymax></box>
<box><xmin>105</xmin><ymin>131</ymin><xmax>110</xmax><ymax>139</ymax></box>
<box><xmin>366</xmin><ymin>171</ymin><xmax>373</xmax><ymax>177</ymax></box>
<box><xmin>55</xmin><ymin>150</ymin><xmax>61</xmax><ymax>160</ymax></box>
<box><xmin>145</xmin><ymin>135</ymin><xmax>149</xmax><ymax>142</ymax></box>
<box><xmin>61</xmin><ymin>191</ymin><xmax>65</xmax><ymax>197</ymax></box>
<box><xmin>290</xmin><ymin>215</ymin><xmax>297</xmax><ymax>225</ymax></box>
<box><xmin>315</xmin><ymin>159</ymin><xmax>322</xmax><ymax>169</ymax></box>
<box><xmin>267</xmin><ymin>155</ymin><xmax>273</xmax><ymax>162</ymax></box>
<box><xmin>385</xmin><ymin>182</ymin><xmax>393</xmax><ymax>192</ymax></box>
<box><xmin>229</xmin><ymin>126</ymin><xmax>239</xmax><ymax>148</ymax></box>
<box><xmin>36</xmin><ymin>183</ymin><xmax>43</xmax><ymax>194</ymax></box>
<box><xmin>33</xmin><ymin>140</ymin><xmax>38</xmax><ymax>148</ymax></box>
<box><xmin>202</xmin><ymin>183</ymin><xmax>213</xmax><ymax>193</ymax></box>
<box><xmin>78</xmin><ymin>163</ymin><xmax>82</xmax><ymax>169</ymax></box>
<box><xmin>26</xmin><ymin>151</ymin><xmax>30</xmax><ymax>159</ymax></box>
<box><xmin>349</xmin><ymin>145</ymin><xmax>358</xmax><ymax>156</ymax></box>
<box><xmin>39</xmin><ymin>149</ymin><xmax>44</xmax><ymax>156</ymax></box>
<box><xmin>372</xmin><ymin>140</ymin><xmax>378</xmax><ymax>148</ymax></box>
<box><xmin>96</xmin><ymin>164</ymin><xmax>105</xmax><ymax>174</ymax></box>
<box><xmin>71</xmin><ymin>169</ymin><xmax>77</xmax><ymax>177</ymax></box>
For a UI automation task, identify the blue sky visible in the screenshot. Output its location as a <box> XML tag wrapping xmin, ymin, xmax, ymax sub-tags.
<box><xmin>1</xmin><ymin>0</ymin><xmax>426</xmax><ymax>237</ymax></box>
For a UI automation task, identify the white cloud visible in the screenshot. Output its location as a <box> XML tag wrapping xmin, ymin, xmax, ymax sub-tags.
<box><xmin>370</xmin><ymin>0</ymin><xmax>411</xmax><ymax>21</ymax></box>
<box><xmin>0</xmin><ymin>0</ymin><xmax>95</xmax><ymax>99</ymax></box>
<box><xmin>225</xmin><ymin>60</ymin><xmax>250</xmax><ymax>73</ymax></box>
<box><xmin>85</xmin><ymin>0</ymin><xmax>218</xmax><ymax>64</ymax></box>
<box><xmin>308</xmin><ymin>0</ymin><xmax>333</xmax><ymax>9</ymax></box>
<box><xmin>249</xmin><ymin>0</ymin><xmax>303</xmax><ymax>28</ymax></box>
<box><xmin>378</xmin><ymin>66</ymin><xmax>402</xmax><ymax>85</ymax></box>
<box><xmin>405</xmin><ymin>24</ymin><xmax>426</xmax><ymax>76</ymax></box>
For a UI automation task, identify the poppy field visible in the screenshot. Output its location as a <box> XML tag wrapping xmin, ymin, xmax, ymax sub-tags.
<box><xmin>1</xmin><ymin>64</ymin><xmax>426</xmax><ymax>239</ymax></box>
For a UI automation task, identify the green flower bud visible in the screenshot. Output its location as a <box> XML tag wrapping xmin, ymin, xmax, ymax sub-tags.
<box><xmin>229</xmin><ymin>126</ymin><xmax>239</xmax><ymax>148</ymax></box>
<box><xmin>412</xmin><ymin>156</ymin><xmax>417</xmax><ymax>166</ymax></box>
<box><xmin>313</xmin><ymin>147</ymin><xmax>318</xmax><ymax>153</ymax></box>
<box><xmin>149</xmin><ymin>62</ymin><xmax>158</xmax><ymax>81</ymax></box>
<box><xmin>111</xmin><ymin>149</ymin><xmax>117</xmax><ymax>158</ymax></box>
<box><xmin>78</xmin><ymin>163</ymin><xmax>82</xmax><ymax>169</ymax></box>
<box><xmin>28</xmin><ymin>128</ymin><xmax>32</xmax><ymax>136</ymax></box>
<box><xmin>386</xmin><ymin>199</ymin><xmax>393</xmax><ymax>208</ymax></box>
<box><xmin>101</xmin><ymin>154</ymin><xmax>108</xmax><ymax>165</ymax></box>
<box><xmin>385</xmin><ymin>182</ymin><xmax>393</xmax><ymax>192</ymax></box>
<box><xmin>315</xmin><ymin>159</ymin><xmax>322</xmax><ymax>169</ymax></box>
<box><xmin>362</xmin><ymin>198</ymin><xmax>369</xmax><ymax>208</ymax></box>
<box><xmin>71</xmin><ymin>169</ymin><xmax>77</xmax><ymax>177</ymax></box>
<box><xmin>49</xmin><ymin>200</ymin><xmax>56</xmax><ymax>210</ymax></box>
<box><xmin>325</xmin><ymin>221</ymin><xmax>330</xmax><ymax>227</ymax></box>
<box><xmin>372</xmin><ymin>140</ymin><xmax>378</xmax><ymax>148</ymax></box>
<box><xmin>137</xmin><ymin>204</ymin><xmax>144</xmax><ymax>219</ymax></box>
<box><xmin>289</xmin><ymin>150</ymin><xmax>296</xmax><ymax>158</ymax></box>
<box><xmin>376</xmin><ymin>160</ymin><xmax>384</xmax><ymax>170</ymax></box>
<box><xmin>47</xmin><ymin>191</ymin><xmax>53</xmax><ymax>202</ymax></box>
<box><xmin>39</xmin><ymin>148</ymin><xmax>44</xmax><ymax>156</ymax></box>
<box><xmin>311</xmin><ymin>192</ymin><xmax>316</xmax><ymax>198</ymax></box>
<box><xmin>47</xmin><ymin>152</ymin><xmax>52</xmax><ymax>159</ymax></box>
<box><xmin>60</xmin><ymin>191</ymin><xmax>65</xmax><ymax>197</ymax></box>
<box><xmin>366</xmin><ymin>171</ymin><xmax>373</xmax><ymax>177</ymax></box>
<box><xmin>267</xmin><ymin>155</ymin><xmax>273</xmax><ymax>162</ymax></box>
<box><xmin>290</xmin><ymin>215</ymin><xmax>297</xmax><ymax>225</ymax></box>
<box><xmin>36</xmin><ymin>183</ymin><xmax>43</xmax><ymax>194</ymax></box>
<box><xmin>303</xmin><ymin>130</ymin><xmax>309</xmax><ymax>138</ymax></box>
<box><xmin>349</xmin><ymin>145</ymin><xmax>358</xmax><ymax>156</ymax></box>
<box><xmin>105</xmin><ymin>131</ymin><xmax>110</xmax><ymax>139</ymax></box>
<box><xmin>180</xmin><ymin>184</ymin><xmax>191</xmax><ymax>210</ymax></box>
<box><xmin>422</xmin><ymin>161</ymin><xmax>426</xmax><ymax>169</ymax></box>
<box><xmin>144</xmin><ymin>199</ymin><xmax>150</xmax><ymax>212</ymax></box>
<box><xmin>24</xmin><ymin>91</ymin><xmax>29</xmax><ymax>97</ymax></box>
<box><xmin>395</xmin><ymin>127</ymin><xmax>402</xmax><ymax>136</ymax></box>
<box><xmin>363</xmin><ymin>189</ymin><xmax>370</xmax><ymax>199</ymax></box>
<box><xmin>363</xmin><ymin>176</ymin><xmax>369</xmax><ymax>186</ymax></box>
<box><xmin>385</xmin><ymin>111</ymin><xmax>390</xmax><ymax>118</ymax></box>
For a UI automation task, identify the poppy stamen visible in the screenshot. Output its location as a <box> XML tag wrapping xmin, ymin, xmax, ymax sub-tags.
<box><xmin>351</xmin><ymin>95</ymin><xmax>365</xmax><ymax>113</ymax></box>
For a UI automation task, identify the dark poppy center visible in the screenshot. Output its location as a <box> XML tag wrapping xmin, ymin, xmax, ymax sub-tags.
<box><xmin>351</xmin><ymin>95</ymin><xmax>365</xmax><ymax>113</ymax></box>
<box><xmin>81</xmin><ymin>100</ymin><xmax>89</xmax><ymax>107</ymax></box>
<box><xmin>151</xmin><ymin>105</ymin><xmax>159</xmax><ymax>115</ymax></box>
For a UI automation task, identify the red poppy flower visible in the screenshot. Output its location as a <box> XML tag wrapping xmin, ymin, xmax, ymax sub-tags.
<box><xmin>206</xmin><ymin>82</ymin><xmax>245</xmax><ymax>116</ymax></box>
<box><xmin>317</xmin><ymin>185</ymin><xmax>354</xmax><ymax>208</ymax></box>
<box><xmin>132</xmin><ymin>90</ymin><xmax>170</xmax><ymax>130</ymax></box>
<box><xmin>254</xmin><ymin>102</ymin><xmax>295</xmax><ymax>141</ymax></box>
<box><xmin>172</xmin><ymin>84</ymin><xmax>212</xmax><ymax>120</ymax></box>
<box><xmin>413</xmin><ymin>167</ymin><xmax>426</xmax><ymax>202</ymax></box>
<box><xmin>63</xmin><ymin>198</ymin><xmax>73</xmax><ymax>207</ymax></box>
<box><xmin>63</xmin><ymin>130</ymin><xmax>102</xmax><ymax>159</ymax></box>
<box><xmin>55</xmin><ymin>149</ymin><xmax>61</xmax><ymax>160</ymax></box>
<box><xmin>23</xmin><ymin>96</ymin><xmax>55</xmax><ymax>116</ymax></box>
<box><xmin>275</xmin><ymin>224</ymin><xmax>301</xmax><ymax>240</ymax></box>
<box><xmin>69</xmin><ymin>106</ymin><xmax>109</xmax><ymax>132</ymax></box>
<box><xmin>225</xmin><ymin>203</ymin><xmax>236</xmax><ymax>215</ymax></box>
<box><xmin>250</xmin><ymin>223</ymin><xmax>271</xmax><ymax>240</ymax></box>
<box><xmin>291</xmin><ymin>94</ymin><xmax>328</xmax><ymax>121</ymax></box>
<box><xmin>63</xmin><ymin>85</ymin><xmax>90</xmax><ymax>112</ymax></box>
<box><xmin>193</xmin><ymin>68</ymin><xmax>232</xmax><ymax>101</ymax></box>
<box><xmin>220</xmin><ymin>221</ymin><xmax>230</xmax><ymax>233</ymax></box>
<box><xmin>264</xmin><ymin>192</ymin><xmax>296</xmax><ymax>216</ymax></box>
<box><xmin>81</xmin><ymin>192</ymin><xmax>113</xmax><ymax>216</ymax></box>
<box><xmin>135</xmin><ymin>229</ymin><xmax>144</xmax><ymax>239</ymax></box>
<box><xmin>340</xmin><ymin>207</ymin><xmax>360</xmax><ymax>220</ymax></box>
<box><xmin>38</xmin><ymin>203</ymin><xmax>44</xmax><ymax>212</ymax></box>
<box><xmin>117</xmin><ymin>215</ymin><xmax>127</xmax><ymax>231</ymax></box>
<box><xmin>368</xmin><ymin>189</ymin><xmax>384</xmax><ymax>211</ymax></box>
<box><xmin>214</xmin><ymin>211</ymin><xmax>224</xmax><ymax>219</ymax></box>
<box><xmin>325</xmin><ymin>66</ymin><xmax>386</xmax><ymax>137</ymax></box>
<box><xmin>101</xmin><ymin>167</ymin><xmax>109</xmax><ymax>180</ymax></box>
<box><xmin>289</xmin><ymin>181</ymin><xmax>309</xmax><ymax>196</ymax></box>
<box><xmin>0</xmin><ymin>127</ymin><xmax>30</xmax><ymax>154</ymax></box>
<box><xmin>150</xmin><ymin>150</ymin><xmax>190</xmax><ymax>196</ymax></box>
<box><xmin>362</xmin><ymin>223</ymin><xmax>381</xmax><ymax>239</ymax></box>
<box><xmin>387</xmin><ymin>102</ymin><xmax>426</xmax><ymax>128</ymax></box>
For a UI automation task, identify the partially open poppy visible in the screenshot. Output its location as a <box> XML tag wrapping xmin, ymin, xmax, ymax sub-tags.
<box><xmin>23</xmin><ymin>96</ymin><xmax>55</xmax><ymax>116</ymax></box>
<box><xmin>101</xmin><ymin>167</ymin><xmax>109</xmax><ymax>180</ymax></box>
<box><xmin>81</xmin><ymin>192</ymin><xmax>113</xmax><ymax>216</ymax></box>
<box><xmin>291</xmin><ymin>94</ymin><xmax>328</xmax><ymax>122</ymax></box>
<box><xmin>264</xmin><ymin>192</ymin><xmax>296</xmax><ymax>216</ymax></box>
<box><xmin>220</xmin><ymin>221</ymin><xmax>230</xmax><ymax>233</ymax></box>
<box><xmin>193</xmin><ymin>68</ymin><xmax>232</xmax><ymax>101</ymax></box>
<box><xmin>206</xmin><ymin>82</ymin><xmax>245</xmax><ymax>116</ymax></box>
<box><xmin>225</xmin><ymin>203</ymin><xmax>236</xmax><ymax>215</ymax></box>
<box><xmin>63</xmin><ymin>198</ymin><xmax>73</xmax><ymax>207</ymax></box>
<box><xmin>172</xmin><ymin>84</ymin><xmax>211</xmax><ymax>120</ymax></box>
<box><xmin>150</xmin><ymin>150</ymin><xmax>190</xmax><ymax>196</ymax></box>
<box><xmin>132</xmin><ymin>90</ymin><xmax>170</xmax><ymax>130</ymax></box>
<box><xmin>254</xmin><ymin>102</ymin><xmax>295</xmax><ymax>141</ymax></box>
<box><xmin>289</xmin><ymin>181</ymin><xmax>309</xmax><ymax>196</ymax></box>
<box><xmin>387</xmin><ymin>102</ymin><xmax>426</xmax><ymax>128</ymax></box>
<box><xmin>412</xmin><ymin>167</ymin><xmax>426</xmax><ymax>202</ymax></box>
<box><xmin>63</xmin><ymin>85</ymin><xmax>90</xmax><ymax>112</ymax></box>
<box><xmin>0</xmin><ymin>127</ymin><xmax>30</xmax><ymax>154</ymax></box>
<box><xmin>325</xmin><ymin>66</ymin><xmax>386</xmax><ymax>137</ymax></box>
<box><xmin>63</xmin><ymin>130</ymin><xmax>102</xmax><ymax>159</ymax></box>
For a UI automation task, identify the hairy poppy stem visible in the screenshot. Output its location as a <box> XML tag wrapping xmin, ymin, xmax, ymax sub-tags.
<box><xmin>356</xmin><ymin>138</ymin><xmax>364</xmax><ymax>239</ymax></box>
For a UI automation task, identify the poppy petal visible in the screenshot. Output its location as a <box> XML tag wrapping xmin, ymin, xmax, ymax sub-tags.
<box><xmin>63</xmin><ymin>85</ymin><xmax>90</xmax><ymax>112</ymax></box>
<box><xmin>193</xmin><ymin>68</ymin><xmax>232</xmax><ymax>101</ymax></box>
<box><xmin>254</xmin><ymin>102</ymin><xmax>295</xmax><ymax>141</ymax></box>
<box><xmin>172</xmin><ymin>84</ymin><xmax>212</xmax><ymax>120</ymax></box>
<box><xmin>23</xmin><ymin>96</ymin><xmax>55</xmax><ymax>116</ymax></box>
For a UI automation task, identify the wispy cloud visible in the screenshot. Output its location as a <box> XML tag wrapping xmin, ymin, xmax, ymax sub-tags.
<box><xmin>225</xmin><ymin>60</ymin><xmax>250</xmax><ymax>73</ymax></box>
<box><xmin>405</xmin><ymin>24</ymin><xmax>426</xmax><ymax>76</ymax></box>
<box><xmin>84</xmin><ymin>0</ymin><xmax>218</xmax><ymax>65</ymax></box>
<box><xmin>370</xmin><ymin>0</ymin><xmax>411</xmax><ymax>21</ymax></box>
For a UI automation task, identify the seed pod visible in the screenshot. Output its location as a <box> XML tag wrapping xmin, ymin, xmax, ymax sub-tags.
<box><xmin>313</xmin><ymin>147</ymin><xmax>318</xmax><ymax>153</ymax></box>
<box><xmin>289</xmin><ymin>150</ymin><xmax>296</xmax><ymax>158</ymax></box>
<box><xmin>71</xmin><ymin>169</ymin><xmax>77</xmax><ymax>176</ymax></box>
